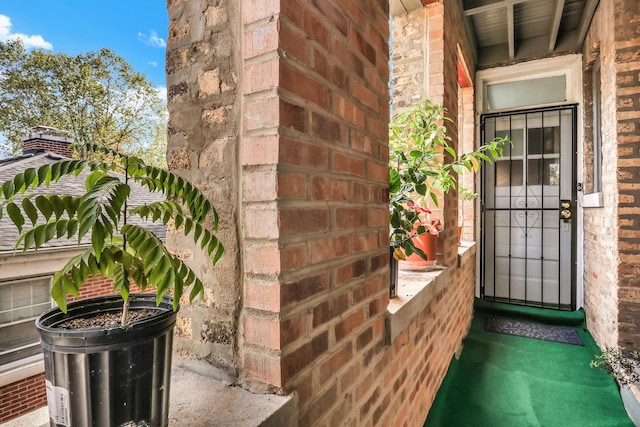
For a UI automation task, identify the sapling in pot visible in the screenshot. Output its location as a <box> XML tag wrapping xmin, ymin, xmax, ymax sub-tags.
<box><xmin>0</xmin><ymin>143</ymin><xmax>224</xmax><ymax>426</ymax></box>
<box><xmin>0</xmin><ymin>143</ymin><xmax>223</xmax><ymax>322</ymax></box>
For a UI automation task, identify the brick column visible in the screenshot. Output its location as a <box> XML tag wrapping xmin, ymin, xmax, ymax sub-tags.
<box><xmin>241</xmin><ymin>5</ymin><xmax>391</xmax><ymax>425</ymax></box>
<box><xmin>614</xmin><ymin>0</ymin><xmax>640</xmax><ymax>351</ymax></box>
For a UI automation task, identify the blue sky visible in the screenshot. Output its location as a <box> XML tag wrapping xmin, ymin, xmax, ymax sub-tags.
<box><xmin>0</xmin><ymin>1</ymin><xmax>168</xmax><ymax>89</ymax></box>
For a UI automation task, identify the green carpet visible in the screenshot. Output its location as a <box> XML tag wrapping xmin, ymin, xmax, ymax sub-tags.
<box><xmin>425</xmin><ymin>299</ymin><xmax>633</xmax><ymax>427</ymax></box>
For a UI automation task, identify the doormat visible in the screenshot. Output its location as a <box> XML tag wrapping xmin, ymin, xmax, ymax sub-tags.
<box><xmin>485</xmin><ymin>317</ymin><xmax>584</xmax><ymax>346</ymax></box>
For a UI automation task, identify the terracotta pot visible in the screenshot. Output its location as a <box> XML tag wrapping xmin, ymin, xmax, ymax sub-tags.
<box><xmin>400</xmin><ymin>231</ymin><xmax>438</xmax><ymax>271</ymax></box>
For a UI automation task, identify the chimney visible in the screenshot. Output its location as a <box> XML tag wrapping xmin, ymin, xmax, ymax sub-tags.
<box><xmin>21</xmin><ymin>126</ymin><xmax>73</xmax><ymax>158</ymax></box>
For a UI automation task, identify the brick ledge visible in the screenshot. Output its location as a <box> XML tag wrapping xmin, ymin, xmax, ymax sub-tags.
<box><xmin>386</xmin><ymin>242</ymin><xmax>476</xmax><ymax>343</ymax></box>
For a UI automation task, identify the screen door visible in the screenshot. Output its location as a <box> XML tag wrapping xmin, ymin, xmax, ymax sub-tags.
<box><xmin>481</xmin><ymin>105</ymin><xmax>576</xmax><ymax>310</ymax></box>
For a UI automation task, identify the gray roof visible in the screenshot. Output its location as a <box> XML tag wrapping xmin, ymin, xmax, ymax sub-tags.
<box><xmin>0</xmin><ymin>151</ymin><xmax>166</xmax><ymax>254</ymax></box>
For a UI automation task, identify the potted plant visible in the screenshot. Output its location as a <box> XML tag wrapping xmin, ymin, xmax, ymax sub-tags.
<box><xmin>592</xmin><ymin>347</ymin><xmax>640</xmax><ymax>425</ymax></box>
<box><xmin>389</xmin><ymin>99</ymin><xmax>507</xmax><ymax>268</ymax></box>
<box><xmin>0</xmin><ymin>143</ymin><xmax>223</xmax><ymax>426</ymax></box>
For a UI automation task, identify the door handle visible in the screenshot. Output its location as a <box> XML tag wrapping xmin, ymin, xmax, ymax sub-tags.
<box><xmin>560</xmin><ymin>201</ymin><xmax>572</xmax><ymax>221</ymax></box>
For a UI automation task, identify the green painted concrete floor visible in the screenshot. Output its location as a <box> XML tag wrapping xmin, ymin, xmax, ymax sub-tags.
<box><xmin>425</xmin><ymin>300</ymin><xmax>633</xmax><ymax>427</ymax></box>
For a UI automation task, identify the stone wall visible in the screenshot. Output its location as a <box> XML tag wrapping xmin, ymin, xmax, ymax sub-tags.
<box><xmin>166</xmin><ymin>0</ymin><xmax>243</xmax><ymax>375</ymax></box>
<box><xmin>582</xmin><ymin>0</ymin><xmax>640</xmax><ymax>351</ymax></box>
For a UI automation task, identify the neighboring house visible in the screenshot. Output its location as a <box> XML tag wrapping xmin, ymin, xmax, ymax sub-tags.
<box><xmin>0</xmin><ymin>128</ymin><xmax>165</xmax><ymax>422</ymax></box>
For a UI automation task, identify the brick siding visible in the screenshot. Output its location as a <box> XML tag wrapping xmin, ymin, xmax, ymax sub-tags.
<box><xmin>613</xmin><ymin>0</ymin><xmax>640</xmax><ymax>351</ymax></box>
<box><xmin>582</xmin><ymin>0</ymin><xmax>640</xmax><ymax>351</ymax></box>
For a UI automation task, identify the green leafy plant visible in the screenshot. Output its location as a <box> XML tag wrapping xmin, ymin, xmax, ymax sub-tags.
<box><xmin>591</xmin><ymin>347</ymin><xmax>640</xmax><ymax>386</ymax></box>
<box><xmin>458</xmin><ymin>185</ymin><xmax>478</xmax><ymax>229</ymax></box>
<box><xmin>0</xmin><ymin>143</ymin><xmax>224</xmax><ymax>326</ymax></box>
<box><xmin>389</xmin><ymin>98</ymin><xmax>508</xmax><ymax>259</ymax></box>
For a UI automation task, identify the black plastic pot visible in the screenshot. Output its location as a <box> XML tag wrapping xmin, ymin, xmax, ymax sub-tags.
<box><xmin>36</xmin><ymin>294</ymin><xmax>178</xmax><ymax>427</ymax></box>
<box><xmin>390</xmin><ymin>247</ymin><xmax>399</xmax><ymax>298</ymax></box>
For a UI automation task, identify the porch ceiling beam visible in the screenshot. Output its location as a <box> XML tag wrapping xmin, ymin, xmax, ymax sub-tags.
<box><xmin>507</xmin><ymin>3</ymin><xmax>515</xmax><ymax>59</ymax></box>
<box><xmin>463</xmin><ymin>0</ymin><xmax>529</xmax><ymax>17</ymax></box>
<box><xmin>576</xmin><ymin>0</ymin><xmax>599</xmax><ymax>46</ymax></box>
<box><xmin>548</xmin><ymin>0</ymin><xmax>565</xmax><ymax>52</ymax></box>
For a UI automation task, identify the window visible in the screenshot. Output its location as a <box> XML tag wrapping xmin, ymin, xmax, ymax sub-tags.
<box><xmin>486</xmin><ymin>75</ymin><xmax>567</xmax><ymax>111</ymax></box>
<box><xmin>0</xmin><ymin>277</ymin><xmax>52</xmax><ymax>366</ymax></box>
<box><xmin>592</xmin><ymin>61</ymin><xmax>603</xmax><ymax>194</ymax></box>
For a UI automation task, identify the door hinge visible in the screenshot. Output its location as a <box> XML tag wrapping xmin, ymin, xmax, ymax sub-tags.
<box><xmin>577</xmin><ymin>182</ymin><xmax>583</xmax><ymax>192</ymax></box>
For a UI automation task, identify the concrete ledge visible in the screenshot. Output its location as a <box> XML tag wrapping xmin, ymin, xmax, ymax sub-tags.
<box><xmin>169</xmin><ymin>356</ymin><xmax>298</xmax><ymax>427</ymax></box>
<box><xmin>386</xmin><ymin>243</ymin><xmax>476</xmax><ymax>344</ymax></box>
<box><xmin>2</xmin><ymin>356</ymin><xmax>298</xmax><ymax>427</ymax></box>
<box><xmin>621</xmin><ymin>384</ymin><xmax>640</xmax><ymax>426</ymax></box>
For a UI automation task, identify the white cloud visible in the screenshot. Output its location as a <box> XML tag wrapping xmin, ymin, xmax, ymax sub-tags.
<box><xmin>148</xmin><ymin>61</ymin><xmax>158</xmax><ymax>67</ymax></box>
<box><xmin>137</xmin><ymin>30</ymin><xmax>166</xmax><ymax>48</ymax></box>
<box><xmin>0</xmin><ymin>14</ymin><xmax>52</xmax><ymax>50</ymax></box>
<box><xmin>156</xmin><ymin>86</ymin><xmax>167</xmax><ymax>103</ymax></box>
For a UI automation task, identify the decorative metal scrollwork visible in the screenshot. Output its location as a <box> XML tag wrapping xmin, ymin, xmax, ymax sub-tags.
<box><xmin>513</xmin><ymin>210</ymin><xmax>540</xmax><ymax>239</ymax></box>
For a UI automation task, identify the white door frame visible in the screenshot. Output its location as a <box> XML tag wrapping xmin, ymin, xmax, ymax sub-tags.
<box><xmin>474</xmin><ymin>54</ymin><xmax>584</xmax><ymax>309</ymax></box>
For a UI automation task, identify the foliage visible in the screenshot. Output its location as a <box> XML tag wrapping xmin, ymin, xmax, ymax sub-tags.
<box><xmin>591</xmin><ymin>347</ymin><xmax>640</xmax><ymax>386</ymax></box>
<box><xmin>389</xmin><ymin>99</ymin><xmax>508</xmax><ymax>260</ymax></box>
<box><xmin>459</xmin><ymin>186</ymin><xmax>478</xmax><ymax>202</ymax></box>
<box><xmin>0</xmin><ymin>40</ymin><xmax>167</xmax><ymax>167</ymax></box>
<box><xmin>0</xmin><ymin>143</ymin><xmax>223</xmax><ymax>323</ymax></box>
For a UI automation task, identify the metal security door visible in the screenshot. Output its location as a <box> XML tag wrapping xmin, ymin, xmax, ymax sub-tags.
<box><xmin>481</xmin><ymin>105</ymin><xmax>576</xmax><ymax>310</ymax></box>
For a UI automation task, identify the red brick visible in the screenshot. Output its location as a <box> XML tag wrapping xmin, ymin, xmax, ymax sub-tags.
<box><xmin>280</xmin><ymin>99</ymin><xmax>306</xmax><ymax>132</ymax></box>
<box><xmin>332</xmin><ymin>93</ymin><xmax>365</xmax><ymax>127</ymax></box>
<box><xmin>311</xmin><ymin>235</ymin><xmax>351</xmax><ymax>263</ymax></box>
<box><xmin>244</xmin><ymin>96</ymin><xmax>279</xmax><ymax>131</ymax></box>
<box><xmin>281</xmin><ymin>62</ymin><xmax>328</xmax><ymax>108</ymax></box>
<box><xmin>242</xmin><ymin>0</ymin><xmax>280</xmax><ymax>24</ymax></box>
<box><xmin>244</xmin><ymin>244</ymin><xmax>281</xmax><ymax>275</ymax></box>
<box><xmin>241</xmin><ymin>135</ymin><xmax>279</xmax><ymax>166</ymax></box>
<box><xmin>243</xmin><ymin>59</ymin><xmax>279</xmax><ymax>94</ymax></box>
<box><xmin>244</xmin><ymin>351</ymin><xmax>282</xmax><ymax>387</ymax></box>
<box><xmin>336</xmin><ymin>259</ymin><xmax>367</xmax><ymax>286</ymax></box>
<box><xmin>278</xmin><ymin>173</ymin><xmax>307</xmax><ymax>200</ymax></box>
<box><xmin>280</xmin><ymin>244</ymin><xmax>308</xmax><ymax>270</ymax></box>
<box><xmin>282</xmin><ymin>332</ymin><xmax>328</xmax><ymax>382</ymax></box>
<box><xmin>319</xmin><ymin>343</ymin><xmax>353</xmax><ymax>384</ymax></box>
<box><xmin>280</xmin><ymin>137</ymin><xmax>329</xmax><ymax>169</ymax></box>
<box><xmin>244</xmin><ymin>20</ymin><xmax>279</xmax><ymax>59</ymax></box>
<box><xmin>282</xmin><ymin>313</ymin><xmax>309</xmax><ymax>346</ymax></box>
<box><xmin>281</xmin><ymin>273</ymin><xmax>329</xmax><ymax>306</ymax></box>
<box><xmin>310</xmin><ymin>0</ymin><xmax>348</xmax><ymax>36</ymax></box>
<box><xmin>280</xmin><ymin>21</ymin><xmax>308</xmax><ymax>64</ymax></box>
<box><xmin>336</xmin><ymin>207</ymin><xmax>365</xmax><ymax>229</ymax></box>
<box><xmin>244</xmin><ymin>315</ymin><xmax>281</xmax><ymax>349</ymax></box>
<box><xmin>335</xmin><ymin>310</ymin><xmax>364</xmax><ymax>341</ymax></box>
<box><xmin>311</xmin><ymin>176</ymin><xmax>349</xmax><ymax>201</ymax></box>
<box><xmin>280</xmin><ymin>207</ymin><xmax>329</xmax><ymax>235</ymax></box>
<box><xmin>333</xmin><ymin>151</ymin><xmax>365</xmax><ymax>176</ymax></box>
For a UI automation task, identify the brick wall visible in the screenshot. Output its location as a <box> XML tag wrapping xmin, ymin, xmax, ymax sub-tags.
<box><xmin>240</xmin><ymin>2</ymin><xmax>392</xmax><ymax>418</ymax></box>
<box><xmin>582</xmin><ymin>0</ymin><xmax>640</xmax><ymax>351</ymax></box>
<box><xmin>582</xmin><ymin>0</ymin><xmax>619</xmax><ymax>349</ymax></box>
<box><xmin>459</xmin><ymin>86</ymin><xmax>476</xmax><ymax>241</ymax></box>
<box><xmin>613</xmin><ymin>0</ymin><xmax>640</xmax><ymax>351</ymax></box>
<box><xmin>165</xmin><ymin>0</ymin><xmax>485</xmax><ymax>425</ymax></box>
<box><xmin>381</xmin><ymin>247</ymin><xmax>476</xmax><ymax>426</ymax></box>
<box><xmin>21</xmin><ymin>134</ymin><xmax>73</xmax><ymax>158</ymax></box>
<box><xmin>0</xmin><ymin>276</ymin><xmax>125</xmax><ymax>423</ymax></box>
<box><xmin>0</xmin><ymin>373</ymin><xmax>46</xmax><ymax>423</ymax></box>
